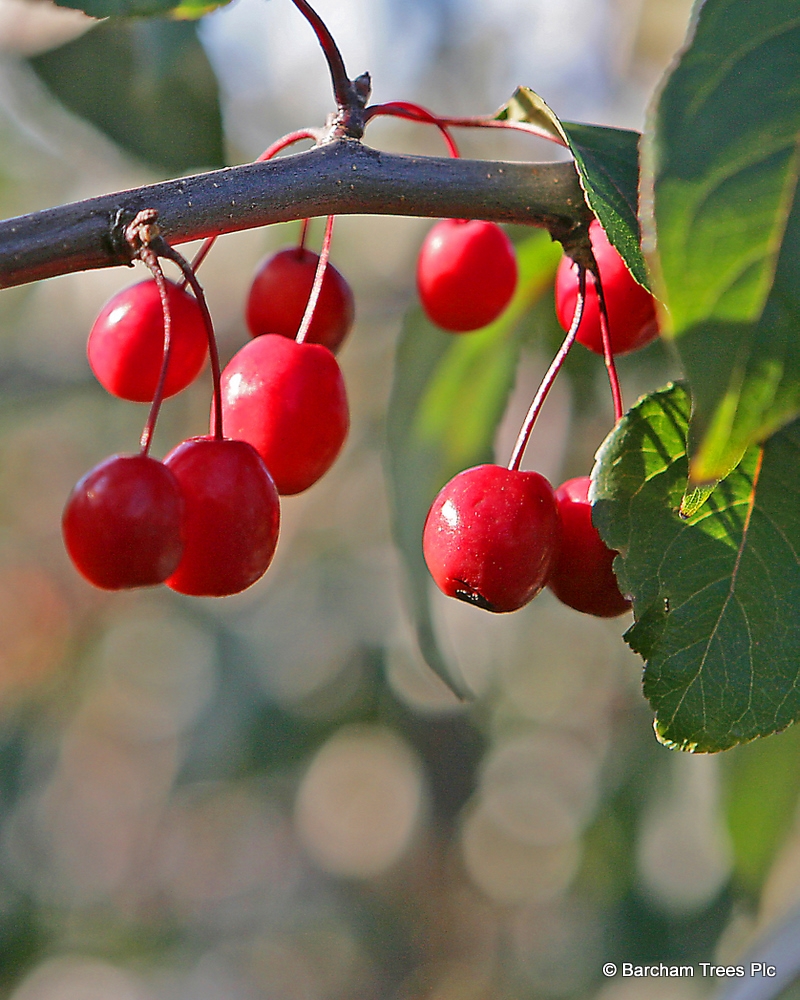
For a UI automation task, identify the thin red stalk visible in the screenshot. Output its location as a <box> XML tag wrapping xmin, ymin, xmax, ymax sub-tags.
<box><xmin>185</xmin><ymin>129</ymin><xmax>319</xmax><ymax>282</ymax></box>
<box><xmin>295</xmin><ymin>213</ymin><xmax>335</xmax><ymax>345</ymax></box>
<box><xmin>289</xmin><ymin>0</ymin><xmax>351</xmax><ymax>110</ymax></box>
<box><xmin>297</xmin><ymin>217</ymin><xmax>311</xmax><ymax>252</ymax></box>
<box><xmin>436</xmin><ymin>116</ymin><xmax>567</xmax><ymax>147</ymax></box>
<box><xmin>185</xmin><ymin>236</ymin><xmax>216</xmax><ymax>281</ymax></box>
<box><xmin>365</xmin><ymin>101</ymin><xmax>460</xmax><ymax>158</ymax></box>
<box><xmin>364</xmin><ymin>105</ymin><xmax>567</xmax><ymax>148</ymax></box>
<box><xmin>508</xmin><ymin>268</ymin><xmax>586</xmax><ymax>472</ymax></box>
<box><xmin>138</xmin><ymin>251</ymin><xmax>172</xmax><ymax>457</ymax></box>
<box><xmin>594</xmin><ymin>277</ymin><xmax>624</xmax><ymax>422</ymax></box>
<box><xmin>154</xmin><ymin>237</ymin><xmax>224</xmax><ymax>441</ymax></box>
<box><xmin>257</xmin><ymin>128</ymin><xmax>319</xmax><ymax>162</ymax></box>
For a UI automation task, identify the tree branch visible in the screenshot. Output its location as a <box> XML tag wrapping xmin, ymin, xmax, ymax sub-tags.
<box><xmin>0</xmin><ymin>138</ymin><xmax>589</xmax><ymax>290</ymax></box>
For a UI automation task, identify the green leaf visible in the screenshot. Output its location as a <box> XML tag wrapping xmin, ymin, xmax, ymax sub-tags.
<box><xmin>385</xmin><ymin>230</ymin><xmax>562</xmax><ymax>697</ymax></box>
<box><xmin>30</xmin><ymin>19</ymin><xmax>224</xmax><ymax>172</ymax></box>
<box><xmin>496</xmin><ymin>87</ymin><xmax>647</xmax><ymax>287</ymax></box>
<box><xmin>593</xmin><ymin>383</ymin><xmax>800</xmax><ymax>752</ymax></box>
<box><xmin>642</xmin><ymin>0</ymin><xmax>800</xmax><ymax>484</ymax></box>
<box><xmin>560</xmin><ymin>122</ymin><xmax>647</xmax><ymax>289</ymax></box>
<box><xmin>169</xmin><ymin>0</ymin><xmax>229</xmax><ymax>17</ymax></box>
<box><xmin>53</xmin><ymin>0</ymin><xmax>230</xmax><ymax>18</ymax></box>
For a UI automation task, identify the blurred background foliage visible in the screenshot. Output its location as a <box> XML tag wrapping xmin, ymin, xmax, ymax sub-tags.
<box><xmin>0</xmin><ymin>0</ymin><xmax>797</xmax><ymax>997</ymax></box>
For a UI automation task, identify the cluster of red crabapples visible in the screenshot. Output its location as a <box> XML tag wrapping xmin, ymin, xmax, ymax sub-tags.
<box><xmin>63</xmin><ymin>223</ymin><xmax>353</xmax><ymax>598</ymax></box>
<box><xmin>58</xmin><ymin>0</ymin><xmax>660</xmax><ymax>613</ymax></box>
<box><xmin>62</xmin><ymin>206</ymin><xmax>657</xmax><ymax>614</ymax></box>
<box><xmin>419</xmin><ymin>216</ymin><xmax>658</xmax><ymax>618</ymax></box>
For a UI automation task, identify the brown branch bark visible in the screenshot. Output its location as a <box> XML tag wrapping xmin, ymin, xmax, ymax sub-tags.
<box><xmin>0</xmin><ymin>138</ymin><xmax>589</xmax><ymax>290</ymax></box>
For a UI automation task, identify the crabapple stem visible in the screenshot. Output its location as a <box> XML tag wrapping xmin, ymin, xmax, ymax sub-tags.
<box><xmin>186</xmin><ymin>240</ymin><xmax>214</xmax><ymax>282</ymax></box>
<box><xmin>594</xmin><ymin>276</ymin><xmax>624</xmax><ymax>422</ymax></box>
<box><xmin>434</xmin><ymin>116</ymin><xmax>567</xmax><ymax>147</ymax></box>
<box><xmin>365</xmin><ymin>102</ymin><xmax>460</xmax><ymax>158</ymax></box>
<box><xmin>135</xmin><ymin>252</ymin><xmax>173</xmax><ymax>456</ymax></box>
<box><xmin>297</xmin><ymin>217</ymin><xmax>311</xmax><ymax>252</ymax></box>
<box><xmin>508</xmin><ymin>268</ymin><xmax>586</xmax><ymax>472</ymax></box>
<box><xmin>365</xmin><ymin>105</ymin><xmax>567</xmax><ymax>149</ymax></box>
<box><xmin>121</xmin><ymin>210</ymin><xmax>175</xmax><ymax>455</ymax></box>
<box><xmin>295</xmin><ymin>213</ymin><xmax>336</xmax><ymax>346</ymax></box>
<box><xmin>153</xmin><ymin>236</ymin><xmax>224</xmax><ymax>441</ymax></box>
<box><xmin>258</xmin><ymin>129</ymin><xmax>321</xmax><ymax>162</ymax></box>
<box><xmin>185</xmin><ymin>128</ymin><xmax>320</xmax><ymax>282</ymax></box>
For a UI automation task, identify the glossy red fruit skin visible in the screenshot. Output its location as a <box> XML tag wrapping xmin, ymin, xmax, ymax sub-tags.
<box><xmin>416</xmin><ymin>219</ymin><xmax>518</xmax><ymax>332</ymax></box>
<box><xmin>422</xmin><ymin>464</ymin><xmax>560</xmax><ymax>613</ymax></box>
<box><xmin>554</xmin><ymin>219</ymin><xmax>659</xmax><ymax>355</ymax></box>
<box><xmin>547</xmin><ymin>476</ymin><xmax>631</xmax><ymax>618</ymax></box>
<box><xmin>164</xmin><ymin>437</ymin><xmax>280</xmax><ymax>597</ymax></box>
<box><xmin>245</xmin><ymin>247</ymin><xmax>355</xmax><ymax>353</ymax></box>
<box><xmin>62</xmin><ymin>454</ymin><xmax>184</xmax><ymax>590</ymax></box>
<box><xmin>216</xmin><ymin>334</ymin><xmax>349</xmax><ymax>496</ymax></box>
<box><xmin>87</xmin><ymin>279</ymin><xmax>208</xmax><ymax>402</ymax></box>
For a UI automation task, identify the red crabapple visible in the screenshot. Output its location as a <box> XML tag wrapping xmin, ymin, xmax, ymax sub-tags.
<box><xmin>554</xmin><ymin>219</ymin><xmax>658</xmax><ymax>355</ymax></box>
<box><xmin>416</xmin><ymin>219</ymin><xmax>518</xmax><ymax>332</ymax></box>
<box><xmin>87</xmin><ymin>279</ymin><xmax>208</xmax><ymax>401</ymax></box>
<box><xmin>423</xmin><ymin>464</ymin><xmax>560</xmax><ymax>613</ymax></box>
<box><xmin>246</xmin><ymin>247</ymin><xmax>355</xmax><ymax>353</ymax></box>
<box><xmin>216</xmin><ymin>334</ymin><xmax>349</xmax><ymax>496</ymax></box>
<box><xmin>164</xmin><ymin>437</ymin><xmax>280</xmax><ymax>597</ymax></box>
<box><xmin>62</xmin><ymin>453</ymin><xmax>184</xmax><ymax>589</ymax></box>
<box><xmin>547</xmin><ymin>476</ymin><xmax>631</xmax><ymax>617</ymax></box>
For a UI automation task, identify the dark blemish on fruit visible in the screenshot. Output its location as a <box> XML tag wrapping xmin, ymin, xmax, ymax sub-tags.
<box><xmin>454</xmin><ymin>584</ymin><xmax>496</xmax><ymax>612</ymax></box>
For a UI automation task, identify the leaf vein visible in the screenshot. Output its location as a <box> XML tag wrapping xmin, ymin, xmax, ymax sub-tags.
<box><xmin>661</xmin><ymin>447</ymin><xmax>764</xmax><ymax>730</ymax></box>
<box><xmin>684</xmin><ymin>20</ymin><xmax>800</xmax><ymax>122</ymax></box>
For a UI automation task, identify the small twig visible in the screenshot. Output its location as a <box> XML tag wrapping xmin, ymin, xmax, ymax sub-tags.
<box><xmin>288</xmin><ymin>0</ymin><xmax>371</xmax><ymax>137</ymax></box>
<box><xmin>289</xmin><ymin>0</ymin><xmax>352</xmax><ymax>111</ymax></box>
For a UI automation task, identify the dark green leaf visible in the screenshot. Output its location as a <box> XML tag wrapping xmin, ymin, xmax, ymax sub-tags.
<box><xmin>53</xmin><ymin>0</ymin><xmax>230</xmax><ymax>18</ymax></box>
<box><xmin>642</xmin><ymin>0</ymin><xmax>800</xmax><ymax>484</ymax></box>
<box><xmin>593</xmin><ymin>383</ymin><xmax>800</xmax><ymax>752</ymax></box>
<box><xmin>30</xmin><ymin>19</ymin><xmax>224</xmax><ymax>172</ymax></box>
<box><xmin>385</xmin><ymin>231</ymin><xmax>562</xmax><ymax>697</ymax></box>
<box><xmin>496</xmin><ymin>87</ymin><xmax>647</xmax><ymax>287</ymax></box>
<box><xmin>559</xmin><ymin>121</ymin><xmax>647</xmax><ymax>289</ymax></box>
